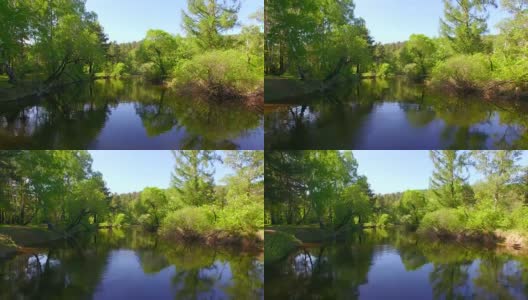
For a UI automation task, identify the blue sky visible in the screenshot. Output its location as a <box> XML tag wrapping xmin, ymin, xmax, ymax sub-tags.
<box><xmin>89</xmin><ymin>151</ymin><xmax>236</xmax><ymax>194</ymax></box>
<box><xmin>355</xmin><ymin>0</ymin><xmax>511</xmax><ymax>43</ymax></box>
<box><xmin>353</xmin><ymin>151</ymin><xmax>528</xmax><ymax>194</ymax></box>
<box><xmin>86</xmin><ymin>0</ymin><xmax>263</xmax><ymax>43</ymax></box>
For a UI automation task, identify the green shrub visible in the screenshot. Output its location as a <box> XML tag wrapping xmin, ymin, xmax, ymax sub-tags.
<box><xmin>160</xmin><ymin>206</ymin><xmax>215</xmax><ymax>236</ymax></box>
<box><xmin>172</xmin><ymin>49</ymin><xmax>263</xmax><ymax>95</ymax></box>
<box><xmin>419</xmin><ymin>208</ymin><xmax>466</xmax><ymax>234</ymax></box>
<box><xmin>431</xmin><ymin>54</ymin><xmax>492</xmax><ymax>91</ymax></box>
<box><xmin>492</xmin><ymin>56</ymin><xmax>528</xmax><ymax>85</ymax></box>
<box><xmin>465</xmin><ymin>200</ymin><xmax>507</xmax><ymax>232</ymax></box>
<box><xmin>112</xmin><ymin>213</ymin><xmax>126</xmax><ymax>227</ymax></box>
<box><xmin>111</xmin><ymin>62</ymin><xmax>128</xmax><ymax>78</ymax></box>
<box><xmin>376</xmin><ymin>63</ymin><xmax>392</xmax><ymax>78</ymax></box>
<box><xmin>264</xmin><ymin>230</ymin><xmax>301</xmax><ymax>265</ymax></box>
<box><xmin>215</xmin><ymin>197</ymin><xmax>263</xmax><ymax>234</ymax></box>
<box><xmin>403</xmin><ymin>63</ymin><xmax>422</xmax><ymax>81</ymax></box>
<box><xmin>509</xmin><ymin>206</ymin><xmax>528</xmax><ymax>231</ymax></box>
<box><xmin>139</xmin><ymin>63</ymin><xmax>162</xmax><ymax>82</ymax></box>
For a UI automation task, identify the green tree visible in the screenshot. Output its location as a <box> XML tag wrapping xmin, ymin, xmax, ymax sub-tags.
<box><xmin>137</xmin><ymin>30</ymin><xmax>179</xmax><ymax>80</ymax></box>
<box><xmin>404</xmin><ymin>34</ymin><xmax>437</xmax><ymax>77</ymax></box>
<box><xmin>472</xmin><ymin>150</ymin><xmax>523</xmax><ymax>208</ymax></box>
<box><xmin>171</xmin><ymin>150</ymin><xmax>219</xmax><ymax>207</ymax></box>
<box><xmin>182</xmin><ymin>0</ymin><xmax>240</xmax><ymax>50</ymax></box>
<box><xmin>430</xmin><ymin>151</ymin><xmax>471</xmax><ymax>208</ymax></box>
<box><xmin>440</xmin><ymin>0</ymin><xmax>497</xmax><ymax>54</ymax></box>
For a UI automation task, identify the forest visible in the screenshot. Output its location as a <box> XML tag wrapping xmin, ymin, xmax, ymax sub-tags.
<box><xmin>0</xmin><ymin>150</ymin><xmax>264</xmax><ymax>251</ymax></box>
<box><xmin>265</xmin><ymin>0</ymin><xmax>528</xmax><ymax>99</ymax></box>
<box><xmin>265</xmin><ymin>151</ymin><xmax>528</xmax><ymax>262</ymax></box>
<box><xmin>0</xmin><ymin>0</ymin><xmax>263</xmax><ymax>101</ymax></box>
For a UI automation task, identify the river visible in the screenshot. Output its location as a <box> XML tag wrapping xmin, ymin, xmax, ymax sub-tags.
<box><xmin>0</xmin><ymin>79</ymin><xmax>263</xmax><ymax>150</ymax></box>
<box><xmin>0</xmin><ymin>228</ymin><xmax>264</xmax><ymax>300</ymax></box>
<box><xmin>265</xmin><ymin>79</ymin><xmax>528</xmax><ymax>150</ymax></box>
<box><xmin>265</xmin><ymin>229</ymin><xmax>528</xmax><ymax>300</ymax></box>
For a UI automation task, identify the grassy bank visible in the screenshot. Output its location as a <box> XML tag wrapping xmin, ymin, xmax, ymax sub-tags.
<box><xmin>264</xmin><ymin>76</ymin><xmax>322</xmax><ymax>103</ymax></box>
<box><xmin>161</xmin><ymin>228</ymin><xmax>264</xmax><ymax>251</ymax></box>
<box><xmin>0</xmin><ymin>225</ymin><xmax>64</xmax><ymax>259</ymax></box>
<box><xmin>264</xmin><ymin>229</ymin><xmax>302</xmax><ymax>265</ymax></box>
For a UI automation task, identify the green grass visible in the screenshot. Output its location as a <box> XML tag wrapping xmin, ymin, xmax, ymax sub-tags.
<box><xmin>0</xmin><ymin>225</ymin><xmax>61</xmax><ymax>247</ymax></box>
<box><xmin>266</xmin><ymin>224</ymin><xmax>336</xmax><ymax>243</ymax></box>
<box><xmin>264</xmin><ymin>229</ymin><xmax>301</xmax><ymax>265</ymax></box>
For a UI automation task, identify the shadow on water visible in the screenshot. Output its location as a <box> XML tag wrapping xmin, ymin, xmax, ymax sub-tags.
<box><xmin>265</xmin><ymin>229</ymin><xmax>528</xmax><ymax>300</ymax></box>
<box><xmin>265</xmin><ymin>78</ymin><xmax>528</xmax><ymax>150</ymax></box>
<box><xmin>0</xmin><ymin>228</ymin><xmax>264</xmax><ymax>300</ymax></box>
<box><xmin>0</xmin><ymin>79</ymin><xmax>264</xmax><ymax>150</ymax></box>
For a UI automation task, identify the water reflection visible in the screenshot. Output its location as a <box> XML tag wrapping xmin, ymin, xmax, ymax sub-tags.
<box><xmin>0</xmin><ymin>229</ymin><xmax>264</xmax><ymax>300</ymax></box>
<box><xmin>0</xmin><ymin>80</ymin><xmax>263</xmax><ymax>149</ymax></box>
<box><xmin>265</xmin><ymin>79</ymin><xmax>528</xmax><ymax>150</ymax></box>
<box><xmin>265</xmin><ymin>229</ymin><xmax>528</xmax><ymax>300</ymax></box>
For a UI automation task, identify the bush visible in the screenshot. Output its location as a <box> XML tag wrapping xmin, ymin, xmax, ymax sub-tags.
<box><xmin>215</xmin><ymin>197</ymin><xmax>263</xmax><ymax>234</ymax></box>
<box><xmin>492</xmin><ymin>56</ymin><xmax>528</xmax><ymax>85</ymax></box>
<box><xmin>172</xmin><ymin>49</ymin><xmax>263</xmax><ymax>95</ymax></box>
<box><xmin>403</xmin><ymin>63</ymin><xmax>422</xmax><ymax>81</ymax></box>
<box><xmin>111</xmin><ymin>62</ymin><xmax>128</xmax><ymax>78</ymax></box>
<box><xmin>419</xmin><ymin>208</ymin><xmax>466</xmax><ymax>234</ymax></box>
<box><xmin>431</xmin><ymin>54</ymin><xmax>492</xmax><ymax>91</ymax></box>
<box><xmin>465</xmin><ymin>200</ymin><xmax>507</xmax><ymax>232</ymax></box>
<box><xmin>264</xmin><ymin>230</ymin><xmax>301</xmax><ymax>265</ymax></box>
<box><xmin>376</xmin><ymin>63</ymin><xmax>392</xmax><ymax>78</ymax></box>
<box><xmin>160</xmin><ymin>206</ymin><xmax>215</xmax><ymax>236</ymax></box>
<box><xmin>509</xmin><ymin>206</ymin><xmax>528</xmax><ymax>231</ymax></box>
<box><xmin>139</xmin><ymin>63</ymin><xmax>162</xmax><ymax>82</ymax></box>
<box><xmin>112</xmin><ymin>213</ymin><xmax>126</xmax><ymax>227</ymax></box>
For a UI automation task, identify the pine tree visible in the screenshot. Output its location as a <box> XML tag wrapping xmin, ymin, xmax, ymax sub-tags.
<box><xmin>182</xmin><ymin>0</ymin><xmax>240</xmax><ymax>50</ymax></box>
<box><xmin>171</xmin><ymin>150</ymin><xmax>219</xmax><ymax>206</ymax></box>
<box><xmin>429</xmin><ymin>150</ymin><xmax>471</xmax><ymax>208</ymax></box>
<box><xmin>440</xmin><ymin>0</ymin><xmax>497</xmax><ymax>54</ymax></box>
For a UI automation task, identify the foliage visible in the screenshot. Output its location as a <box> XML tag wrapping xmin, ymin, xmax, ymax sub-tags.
<box><xmin>264</xmin><ymin>230</ymin><xmax>301</xmax><ymax>264</ymax></box>
<box><xmin>160</xmin><ymin>206</ymin><xmax>215</xmax><ymax>236</ymax></box>
<box><xmin>431</xmin><ymin>54</ymin><xmax>492</xmax><ymax>91</ymax></box>
<box><xmin>172</xmin><ymin>49</ymin><xmax>263</xmax><ymax>94</ymax></box>
<box><xmin>265</xmin><ymin>0</ymin><xmax>374</xmax><ymax>80</ymax></box>
<box><xmin>182</xmin><ymin>0</ymin><xmax>241</xmax><ymax>50</ymax></box>
<box><xmin>419</xmin><ymin>208</ymin><xmax>466</xmax><ymax>234</ymax></box>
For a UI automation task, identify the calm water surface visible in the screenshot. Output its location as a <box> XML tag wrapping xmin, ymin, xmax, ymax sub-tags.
<box><xmin>0</xmin><ymin>229</ymin><xmax>264</xmax><ymax>300</ymax></box>
<box><xmin>0</xmin><ymin>80</ymin><xmax>263</xmax><ymax>149</ymax></box>
<box><xmin>266</xmin><ymin>230</ymin><xmax>528</xmax><ymax>300</ymax></box>
<box><xmin>265</xmin><ymin>79</ymin><xmax>528</xmax><ymax>149</ymax></box>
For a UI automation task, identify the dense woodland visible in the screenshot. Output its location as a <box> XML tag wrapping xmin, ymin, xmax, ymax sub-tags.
<box><xmin>265</xmin><ymin>151</ymin><xmax>528</xmax><ymax>239</ymax></box>
<box><xmin>0</xmin><ymin>151</ymin><xmax>263</xmax><ymax>241</ymax></box>
<box><xmin>265</xmin><ymin>0</ymin><xmax>528</xmax><ymax>96</ymax></box>
<box><xmin>0</xmin><ymin>0</ymin><xmax>263</xmax><ymax>98</ymax></box>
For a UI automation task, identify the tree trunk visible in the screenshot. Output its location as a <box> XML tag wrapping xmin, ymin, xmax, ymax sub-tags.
<box><xmin>4</xmin><ymin>61</ymin><xmax>17</xmax><ymax>84</ymax></box>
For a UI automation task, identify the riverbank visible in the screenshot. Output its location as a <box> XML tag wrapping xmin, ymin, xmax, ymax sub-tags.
<box><xmin>264</xmin><ymin>225</ymin><xmax>365</xmax><ymax>264</ymax></box>
<box><xmin>422</xmin><ymin>228</ymin><xmax>528</xmax><ymax>253</ymax></box>
<box><xmin>0</xmin><ymin>77</ymin><xmax>90</xmax><ymax>102</ymax></box>
<box><xmin>0</xmin><ymin>226</ymin><xmax>63</xmax><ymax>259</ymax></box>
<box><xmin>161</xmin><ymin>228</ymin><xmax>264</xmax><ymax>251</ymax></box>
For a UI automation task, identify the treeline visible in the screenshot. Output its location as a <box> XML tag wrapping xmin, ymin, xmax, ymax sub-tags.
<box><xmin>375</xmin><ymin>0</ymin><xmax>528</xmax><ymax>96</ymax></box>
<box><xmin>0</xmin><ymin>0</ymin><xmax>109</xmax><ymax>85</ymax></box>
<box><xmin>107</xmin><ymin>151</ymin><xmax>264</xmax><ymax>242</ymax></box>
<box><xmin>265</xmin><ymin>151</ymin><xmax>377</xmax><ymax>230</ymax></box>
<box><xmin>393</xmin><ymin>151</ymin><xmax>528</xmax><ymax>238</ymax></box>
<box><xmin>265</xmin><ymin>151</ymin><xmax>528</xmax><ymax>237</ymax></box>
<box><xmin>1</xmin><ymin>0</ymin><xmax>263</xmax><ymax>98</ymax></box>
<box><xmin>0</xmin><ymin>151</ymin><xmax>110</xmax><ymax>231</ymax></box>
<box><xmin>102</xmin><ymin>1</ymin><xmax>264</xmax><ymax>97</ymax></box>
<box><xmin>265</xmin><ymin>0</ymin><xmax>374</xmax><ymax>82</ymax></box>
<box><xmin>0</xmin><ymin>151</ymin><xmax>264</xmax><ymax>241</ymax></box>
